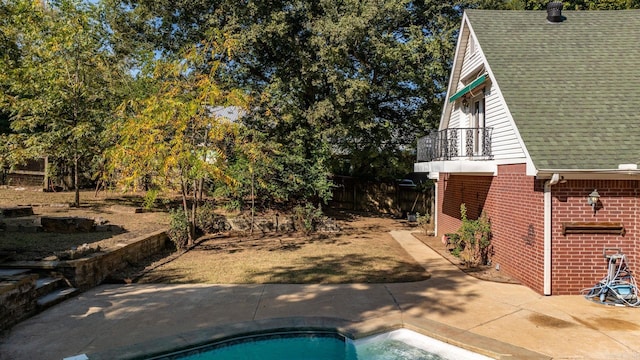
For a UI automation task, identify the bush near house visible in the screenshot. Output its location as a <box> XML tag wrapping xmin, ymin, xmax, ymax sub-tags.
<box><xmin>451</xmin><ymin>203</ymin><xmax>492</xmax><ymax>269</ymax></box>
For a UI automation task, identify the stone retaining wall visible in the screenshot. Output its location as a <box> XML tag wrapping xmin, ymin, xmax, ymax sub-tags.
<box><xmin>0</xmin><ymin>274</ymin><xmax>38</xmax><ymax>331</ymax></box>
<box><xmin>58</xmin><ymin>230</ymin><xmax>168</xmax><ymax>291</ymax></box>
<box><xmin>0</xmin><ymin>230</ymin><xmax>168</xmax><ymax>332</ymax></box>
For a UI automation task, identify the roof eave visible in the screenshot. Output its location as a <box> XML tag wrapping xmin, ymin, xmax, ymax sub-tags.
<box><xmin>536</xmin><ymin>168</ymin><xmax>640</xmax><ymax>180</ymax></box>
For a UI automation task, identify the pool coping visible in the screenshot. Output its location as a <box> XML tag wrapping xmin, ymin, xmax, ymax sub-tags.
<box><xmin>84</xmin><ymin>316</ymin><xmax>549</xmax><ymax>360</ymax></box>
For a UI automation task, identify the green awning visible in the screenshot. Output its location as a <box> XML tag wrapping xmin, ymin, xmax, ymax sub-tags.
<box><xmin>449</xmin><ymin>74</ymin><xmax>487</xmax><ymax>103</ymax></box>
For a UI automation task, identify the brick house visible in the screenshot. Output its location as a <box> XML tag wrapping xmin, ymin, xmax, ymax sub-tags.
<box><xmin>414</xmin><ymin>5</ymin><xmax>640</xmax><ymax>295</ymax></box>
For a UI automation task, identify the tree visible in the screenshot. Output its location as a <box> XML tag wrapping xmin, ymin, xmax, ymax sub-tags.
<box><xmin>108</xmin><ymin>37</ymin><xmax>248</xmax><ymax>247</ymax></box>
<box><xmin>100</xmin><ymin>0</ymin><xmax>469</xmax><ymax>193</ymax></box>
<box><xmin>218</xmin><ymin>0</ymin><xmax>464</xmax><ymax>181</ymax></box>
<box><xmin>0</xmin><ymin>0</ymin><xmax>122</xmax><ymax>205</ymax></box>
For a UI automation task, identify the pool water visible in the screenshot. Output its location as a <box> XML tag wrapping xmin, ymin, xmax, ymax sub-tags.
<box><xmin>154</xmin><ymin>329</ymin><xmax>492</xmax><ymax>360</ymax></box>
<box><xmin>172</xmin><ymin>332</ymin><xmax>355</xmax><ymax>360</ymax></box>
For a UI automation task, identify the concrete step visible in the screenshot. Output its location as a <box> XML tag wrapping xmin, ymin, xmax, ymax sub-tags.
<box><xmin>35</xmin><ymin>277</ymin><xmax>66</xmax><ymax>298</ymax></box>
<box><xmin>1</xmin><ymin>261</ymin><xmax>60</xmax><ymax>270</ymax></box>
<box><xmin>37</xmin><ymin>287</ymin><xmax>78</xmax><ymax>309</ymax></box>
<box><xmin>0</xmin><ymin>268</ymin><xmax>31</xmax><ymax>279</ymax></box>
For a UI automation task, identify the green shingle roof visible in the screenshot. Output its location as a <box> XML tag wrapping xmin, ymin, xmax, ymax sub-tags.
<box><xmin>466</xmin><ymin>9</ymin><xmax>640</xmax><ymax>170</ymax></box>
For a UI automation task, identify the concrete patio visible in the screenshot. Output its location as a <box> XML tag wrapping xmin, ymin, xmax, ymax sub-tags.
<box><xmin>1</xmin><ymin>230</ymin><xmax>639</xmax><ymax>359</ymax></box>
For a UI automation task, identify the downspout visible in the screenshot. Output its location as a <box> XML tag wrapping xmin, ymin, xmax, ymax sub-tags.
<box><xmin>433</xmin><ymin>181</ymin><xmax>438</xmax><ymax>236</ymax></box>
<box><xmin>543</xmin><ymin>173</ymin><xmax>560</xmax><ymax>295</ymax></box>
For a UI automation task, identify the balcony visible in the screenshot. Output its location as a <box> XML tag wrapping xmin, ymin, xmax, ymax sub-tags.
<box><xmin>417</xmin><ymin>127</ymin><xmax>493</xmax><ymax>162</ymax></box>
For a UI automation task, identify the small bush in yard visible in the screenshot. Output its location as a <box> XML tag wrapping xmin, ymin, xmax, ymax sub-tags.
<box><xmin>417</xmin><ymin>212</ymin><xmax>431</xmax><ymax>234</ymax></box>
<box><xmin>455</xmin><ymin>203</ymin><xmax>491</xmax><ymax>268</ymax></box>
<box><xmin>142</xmin><ymin>189</ymin><xmax>159</xmax><ymax>210</ymax></box>
<box><xmin>293</xmin><ymin>203</ymin><xmax>325</xmax><ymax>234</ymax></box>
<box><xmin>168</xmin><ymin>208</ymin><xmax>189</xmax><ymax>249</ymax></box>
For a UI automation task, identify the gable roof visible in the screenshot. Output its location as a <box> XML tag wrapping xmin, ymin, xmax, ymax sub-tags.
<box><xmin>466</xmin><ymin>9</ymin><xmax>640</xmax><ymax>171</ymax></box>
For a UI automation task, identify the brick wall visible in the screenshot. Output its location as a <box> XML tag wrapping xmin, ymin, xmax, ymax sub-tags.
<box><xmin>437</xmin><ymin>164</ymin><xmax>545</xmax><ymax>293</ymax></box>
<box><xmin>436</xmin><ymin>166</ymin><xmax>640</xmax><ymax>295</ymax></box>
<box><xmin>551</xmin><ymin>180</ymin><xmax>639</xmax><ymax>295</ymax></box>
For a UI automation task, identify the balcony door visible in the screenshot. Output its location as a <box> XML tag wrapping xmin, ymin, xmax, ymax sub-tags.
<box><xmin>471</xmin><ymin>97</ymin><xmax>485</xmax><ymax>155</ymax></box>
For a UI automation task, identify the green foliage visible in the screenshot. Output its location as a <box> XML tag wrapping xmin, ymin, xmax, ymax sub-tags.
<box><xmin>142</xmin><ymin>189</ymin><xmax>159</xmax><ymax>210</ymax></box>
<box><xmin>100</xmin><ymin>0</ymin><xmax>465</xmax><ymax>184</ymax></box>
<box><xmin>416</xmin><ymin>212</ymin><xmax>432</xmax><ymax>234</ymax></box>
<box><xmin>167</xmin><ymin>208</ymin><xmax>189</xmax><ymax>250</ymax></box>
<box><xmin>0</xmin><ymin>0</ymin><xmax>125</xmax><ymax>202</ymax></box>
<box><xmin>455</xmin><ymin>204</ymin><xmax>492</xmax><ymax>268</ymax></box>
<box><xmin>293</xmin><ymin>203</ymin><xmax>325</xmax><ymax>235</ymax></box>
<box><xmin>107</xmin><ymin>34</ymin><xmax>248</xmax><ymax>245</ymax></box>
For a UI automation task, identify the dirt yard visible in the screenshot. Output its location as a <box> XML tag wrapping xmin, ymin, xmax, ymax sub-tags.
<box><xmin>110</xmin><ymin>212</ymin><xmax>431</xmax><ymax>284</ymax></box>
<box><xmin>0</xmin><ymin>187</ymin><xmax>170</xmax><ymax>261</ymax></box>
<box><xmin>0</xmin><ymin>186</ymin><xmax>516</xmax><ymax>284</ymax></box>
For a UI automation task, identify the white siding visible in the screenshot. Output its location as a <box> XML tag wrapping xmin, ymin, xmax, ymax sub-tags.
<box><xmin>449</xmin><ymin>104</ymin><xmax>463</xmax><ymax>129</ymax></box>
<box><xmin>459</xmin><ymin>35</ymin><xmax>484</xmax><ymax>87</ymax></box>
<box><xmin>483</xmin><ymin>87</ymin><xmax>526</xmax><ymax>161</ymax></box>
<box><xmin>421</xmin><ymin>14</ymin><xmax>531</xmax><ymax>175</ymax></box>
<box><xmin>442</xmin><ymin>32</ymin><xmax>526</xmax><ymax>162</ymax></box>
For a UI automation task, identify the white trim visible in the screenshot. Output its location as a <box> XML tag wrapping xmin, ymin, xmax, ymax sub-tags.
<box><xmin>414</xmin><ymin>162</ymin><xmax>431</xmax><ymax>174</ymax></box>
<box><xmin>440</xmin><ymin>13</ymin><xmax>470</xmax><ymax>131</ymax></box>
<box><xmin>436</xmin><ymin>12</ymin><xmax>538</xmax><ymax>175</ymax></box>
<box><xmin>415</xmin><ymin>158</ymin><xmax>525</xmax><ymax>176</ymax></box>
<box><xmin>434</xmin><ymin>181</ymin><xmax>439</xmax><ymax>236</ymax></box>
<box><xmin>474</xmin><ymin>34</ymin><xmax>537</xmax><ymax>177</ymax></box>
<box><xmin>427</xmin><ymin>159</ymin><xmax>497</xmax><ymax>176</ymax></box>
<box><xmin>543</xmin><ymin>173</ymin><xmax>560</xmax><ymax>296</ymax></box>
<box><xmin>537</xmin><ymin>170</ymin><xmax>640</xmax><ymax>180</ymax></box>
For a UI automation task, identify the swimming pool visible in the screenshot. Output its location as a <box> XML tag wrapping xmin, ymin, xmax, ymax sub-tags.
<box><xmin>147</xmin><ymin>329</ymin><xmax>493</xmax><ymax>360</ymax></box>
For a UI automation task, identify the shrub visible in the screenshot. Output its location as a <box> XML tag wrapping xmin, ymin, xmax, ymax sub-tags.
<box><xmin>293</xmin><ymin>203</ymin><xmax>325</xmax><ymax>235</ymax></box>
<box><xmin>142</xmin><ymin>189</ymin><xmax>159</xmax><ymax>210</ymax></box>
<box><xmin>167</xmin><ymin>208</ymin><xmax>189</xmax><ymax>249</ymax></box>
<box><xmin>455</xmin><ymin>204</ymin><xmax>491</xmax><ymax>268</ymax></box>
<box><xmin>223</xmin><ymin>199</ymin><xmax>242</xmax><ymax>212</ymax></box>
<box><xmin>445</xmin><ymin>232</ymin><xmax>462</xmax><ymax>251</ymax></box>
<box><xmin>416</xmin><ymin>212</ymin><xmax>431</xmax><ymax>234</ymax></box>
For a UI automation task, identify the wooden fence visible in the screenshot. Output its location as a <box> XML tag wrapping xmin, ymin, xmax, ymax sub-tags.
<box><xmin>328</xmin><ymin>177</ymin><xmax>432</xmax><ymax>218</ymax></box>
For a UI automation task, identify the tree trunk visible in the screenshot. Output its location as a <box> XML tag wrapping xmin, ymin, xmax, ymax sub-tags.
<box><xmin>190</xmin><ymin>179</ymin><xmax>198</xmax><ymax>247</ymax></box>
<box><xmin>74</xmin><ymin>155</ymin><xmax>80</xmax><ymax>207</ymax></box>
<box><xmin>43</xmin><ymin>156</ymin><xmax>49</xmax><ymax>191</ymax></box>
<box><xmin>250</xmin><ymin>170</ymin><xmax>255</xmax><ymax>235</ymax></box>
<box><xmin>180</xmin><ymin>179</ymin><xmax>194</xmax><ymax>247</ymax></box>
<box><xmin>198</xmin><ymin>177</ymin><xmax>205</xmax><ymax>202</ymax></box>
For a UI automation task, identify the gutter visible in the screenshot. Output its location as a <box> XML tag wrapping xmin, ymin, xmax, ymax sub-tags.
<box><xmin>537</xmin><ymin>166</ymin><xmax>640</xmax><ymax>178</ymax></box>
<box><xmin>543</xmin><ymin>173</ymin><xmax>561</xmax><ymax>295</ymax></box>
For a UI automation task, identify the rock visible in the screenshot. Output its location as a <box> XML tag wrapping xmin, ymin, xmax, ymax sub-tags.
<box><xmin>110</xmin><ymin>205</ymin><xmax>143</xmax><ymax>214</ymax></box>
<box><xmin>41</xmin><ymin>217</ymin><xmax>96</xmax><ymax>233</ymax></box>
<box><xmin>278</xmin><ymin>217</ymin><xmax>296</xmax><ymax>233</ymax></box>
<box><xmin>49</xmin><ymin>203</ymin><xmax>71</xmax><ymax>208</ymax></box>
<box><xmin>0</xmin><ymin>206</ymin><xmax>34</xmax><ymax>218</ymax></box>
<box><xmin>316</xmin><ymin>218</ymin><xmax>341</xmax><ymax>232</ymax></box>
<box><xmin>93</xmin><ymin>217</ymin><xmax>109</xmax><ymax>225</ymax></box>
<box><xmin>228</xmin><ymin>217</ymin><xmax>251</xmax><ymax>232</ymax></box>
